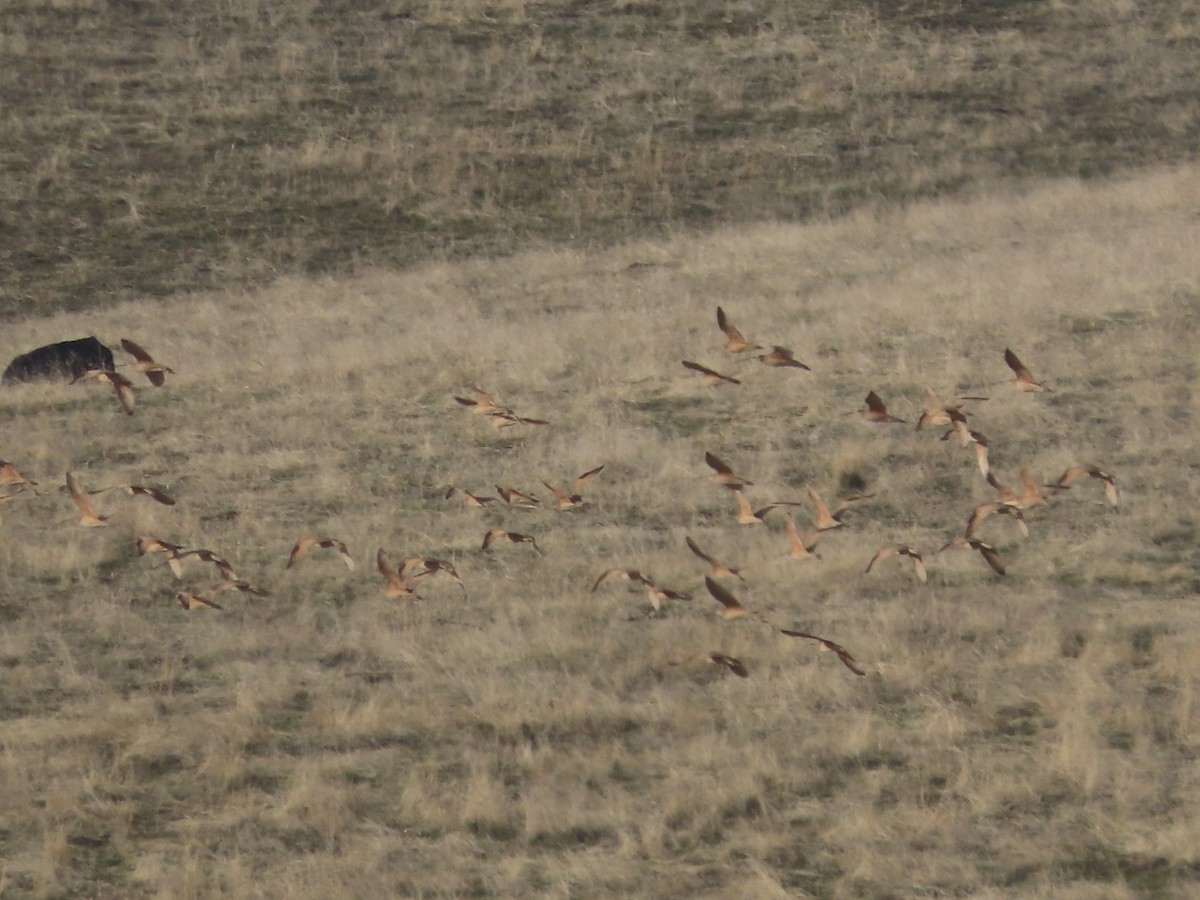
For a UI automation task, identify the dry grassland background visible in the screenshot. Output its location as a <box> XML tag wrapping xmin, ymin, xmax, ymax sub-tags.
<box><xmin>1</xmin><ymin>0</ymin><xmax>1199</xmax><ymax>318</ymax></box>
<box><xmin>1</xmin><ymin>165</ymin><xmax>1198</xmax><ymax>898</ymax></box>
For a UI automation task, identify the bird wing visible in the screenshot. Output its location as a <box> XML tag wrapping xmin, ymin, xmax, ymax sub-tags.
<box><xmin>66</xmin><ymin>472</ymin><xmax>101</xmax><ymax>518</ymax></box>
<box><xmin>1004</xmin><ymin>348</ymin><xmax>1034</xmax><ymax>381</ymax></box>
<box><xmin>573</xmin><ymin>464</ymin><xmax>605</xmax><ymax>493</ymax></box>
<box><xmin>120</xmin><ymin>338</ymin><xmax>155</xmax><ymax>364</ymax></box>
<box><xmin>704</xmin><ymin>576</ymin><xmax>745</xmax><ymax>613</ymax></box>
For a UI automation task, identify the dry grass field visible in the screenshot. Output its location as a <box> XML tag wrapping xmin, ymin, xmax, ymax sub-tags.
<box><xmin>2</xmin><ymin>0</ymin><xmax>1199</xmax><ymax>319</ymax></box>
<box><xmin>1</xmin><ymin>164</ymin><xmax>1198</xmax><ymax>898</ymax></box>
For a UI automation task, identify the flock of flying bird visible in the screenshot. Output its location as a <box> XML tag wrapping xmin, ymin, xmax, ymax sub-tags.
<box><xmin>1</xmin><ymin>307</ymin><xmax>1119</xmax><ymax>680</ymax></box>
<box><xmin>438</xmin><ymin>306</ymin><xmax>1118</xmax><ymax>680</ymax></box>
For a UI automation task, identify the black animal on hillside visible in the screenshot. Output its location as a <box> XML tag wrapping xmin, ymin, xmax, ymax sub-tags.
<box><xmin>3</xmin><ymin>337</ymin><xmax>115</xmax><ymax>384</ymax></box>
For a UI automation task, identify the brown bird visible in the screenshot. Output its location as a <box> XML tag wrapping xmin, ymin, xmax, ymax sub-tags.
<box><xmin>937</xmin><ymin>537</ymin><xmax>1006</xmax><ymax>576</ymax></box>
<box><xmin>732</xmin><ymin>489</ymin><xmax>783</xmax><ymax>525</ymax></box>
<box><xmin>757</xmin><ymin>346</ymin><xmax>810</xmax><ymax>370</ymax></box>
<box><xmin>66</xmin><ymin>472</ymin><xmax>109</xmax><ymax>527</ymax></box>
<box><xmin>806</xmin><ymin>486</ymin><xmax>874</xmax><ymax>531</ymax></box>
<box><xmin>716</xmin><ymin>306</ymin><xmax>761</xmax><ymax>353</ymax></box>
<box><xmin>177</xmin><ymin>591</ymin><xmax>223</xmax><ymax>611</ymax></box>
<box><xmin>704</xmin><ymin>452</ymin><xmax>753</xmax><ymax>489</ymax></box>
<box><xmin>591</xmin><ymin>568</ymin><xmax>652</xmax><ymax>593</ymax></box>
<box><xmin>966</xmin><ymin>503</ymin><xmax>1028</xmax><ymax>539</ymax></box>
<box><xmin>671</xmin><ymin>653</ymin><xmax>750</xmax><ymax>678</ymax></box>
<box><xmin>72</xmin><ymin>369</ymin><xmax>136</xmax><ymax>415</ymax></box>
<box><xmin>1004</xmin><ymin>348</ymin><xmax>1052</xmax><ymax>393</ymax></box>
<box><xmin>454</xmin><ymin>387</ymin><xmax>509</xmax><ymax>416</ymax></box>
<box><xmin>118</xmin><ymin>338</ymin><xmax>175</xmax><ymax>386</ymax></box>
<box><xmin>988</xmin><ymin>467</ymin><xmax>1049</xmax><ymax>510</ymax></box>
<box><xmin>376</xmin><ymin>548</ymin><xmax>421</xmax><ymax>599</ymax></box>
<box><xmin>543</xmin><ymin>464</ymin><xmax>605</xmax><ymax>510</ymax></box>
<box><xmin>784</xmin><ymin>514</ymin><xmax>821</xmax><ymax>560</ymax></box>
<box><xmin>864</xmin><ymin>544</ymin><xmax>927</xmax><ymax>582</ymax></box>
<box><xmin>399</xmin><ymin>557</ymin><xmax>466</xmax><ymax>593</ymax></box>
<box><xmin>175</xmin><ymin>548</ymin><xmax>238</xmax><ymax>581</ymax></box>
<box><xmin>682</xmin><ymin>359</ymin><xmax>741</xmax><ymax>386</ymax></box>
<box><xmin>209</xmin><ymin>579</ymin><xmax>271</xmax><ymax>597</ymax></box>
<box><xmin>89</xmin><ymin>483</ymin><xmax>176</xmax><ymax>506</ymax></box>
<box><xmin>685</xmin><ymin>536</ymin><xmax>746</xmax><ymax>581</ymax></box>
<box><xmin>487</xmin><ymin>411</ymin><xmax>550</xmax><ymax>428</ymax></box>
<box><xmin>0</xmin><ymin>460</ymin><xmax>39</xmax><ymax>495</ymax></box>
<box><xmin>444</xmin><ymin>486</ymin><xmax>499</xmax><ymax>507</ymax></box>
<box><xmin>287</xmin><ymin>537</ymin><xmax>355</xmax><ymax>571</ymax></box>
<box><xmin>495</xmin><ymin>485</ymin><xmax>541</xmax><ymax>507</ymax></box>
<box><xmin>136</xmin><ymin>535</ymin><xmax>186</xmax><ymax>577</ymax></box>
<box><xmin>482</xmin><ymin>529</ymin><xmax>542</xmax><ymax>554</ymax></box>
<box><xmin>705</xmin><ymin>576</ymin><xmax>771</xmax><ymax>623</ymax></box>
<box><xmin>857</xmin><ymin>391</ymin><xmax>905</xmax><ymax>423</ymax></box>
<box><xmin>941</xmin><ymin>420</ymin><xmax>990</xmax><ymax>477</ymax></box>
<box><xmin>641</xmin><ymin>580</ymin><xmax>692</xmax><ymax>612</ymax></box>
<box><xmin>1051</xmin><ymin>464</ymin><xmax>1119</xmax><ymax>507</ymax></box>
<box><xmin>916</xmin><ymin>388</ymin><xmax>988</xmax><ymax>431</ymax></box>
<box><xmin>779</xmin><ymin>630</ymin><xmax>867</xmax><ymax>676</ymax></box>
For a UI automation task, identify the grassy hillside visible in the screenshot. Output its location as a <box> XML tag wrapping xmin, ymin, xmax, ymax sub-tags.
<box><xmin>2</xmin><ymin>0</ymin><xmax>1199</xmax><ymax>319</ymax></box>
<box><xmin>0</xmin><ymin>166</ymin><xmax>1197</xmax><ymax>897</ymax></box>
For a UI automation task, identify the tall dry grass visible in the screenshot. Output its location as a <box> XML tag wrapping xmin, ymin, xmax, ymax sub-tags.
<box><xmin>2</xmin><ymin>0</ymin><xmax>1200</xmax><ymax>319</ymax></box>
<box><xmin>0</xmin><ymin>166</ymin><xmax>1198</xmax><ymax>897</ymax></box>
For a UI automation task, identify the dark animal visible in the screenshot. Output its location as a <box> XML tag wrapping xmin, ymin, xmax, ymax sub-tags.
<box><xmin>3</xmin><ymin>337</ymin><xmax>114</xmax><ymax>384</ymax></box>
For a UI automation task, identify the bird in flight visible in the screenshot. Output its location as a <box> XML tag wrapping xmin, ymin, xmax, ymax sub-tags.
<box><xmin>177</xmin><ymin>591</ymin><xmax>223</xmax><ymax>611</ymax></box>
<box><xmin>88</xmin><ymin>483</ymin><xmax>176</xmax><ymax>506</ymax></box>
<box><xmin>1049</xmin><ymin>465</ymin><xmax>1119</xmax><ymax>507</ymax></box>
<box><xmin>966</xmin><ymin>503</ymin><xmax>1028</xmax><ymax>539</ymax></box>
<box><xmin>175</xmin><ymin>548</ymin><xmax>238</xmax><ymax>581</ymax></box>
<box><xmin>137</xmin><ymin>535</ymin><xmax>184</xmax><ymax>556</ymax></box>
<box><xmin>937</xmin><ymin>537</ymin><xmax>1006</xmax><ymax>576</ymax></box>
<box><xmin>987</xmin><ymin>467</ymin><xmax>1049</xmax><ymax>510</ymax></box>
<box><xmin>756</xmin><ymin>346</ymin><xmax>810</xmax><ymax>370</ymax></box>
<box><xmin>716</xmin><ymin>306</ymin><xmax>761</xmax><ymax>353</ymax></box>
<box><xmin>136</xmin><ymin>535</ymin><xmax>186</xmax><ymax>577</ymax></box>
<box><xmin>784</xmin><ymin>514</ymin><xmax>821</xmax><ymax>560</ymax></box>
<box><xmin>641</xmin><ymin>580</ymin><xmax>692</xmax><ymax>612</ymax></box>
<box><xmin>779</xmin><ymin>630</ymin><xmax>867</xmax><ymax>676</ymax></box>
<box><xmin>856</xmin><ymin>391</ymin><xmax>905</xmax><ymax>423</ymax></box>
<box><xmin>482</xmin><ymin>529</ymin><xmax>542</xmax><ymax>554</ymax></box>
<box><xmin>487</xmin><ymin>411</ymin><xmax>550</xmax><ymax>428</ymax></box>
<box><xmin>0</xmin><ymin>460</ymin><xmax>39</xmax><ymax>495</ymax></box>
<box><xmin>864</xmin><ymin>544</ymin><xmax>927</xmax><ymax>582</ymax></box>
<box><xmin>704</xmin><ymin>452</ymin><xmax>753</xmax><ymax>490</ymax></box>
<box><xmin>209</xmin><ymin>579</ymin><xmax>271</xmax><ymax>597</ymax></box>
<box><xmin>591</xmin><ymin>568</ymin><xmax>652</xmax><ymax>593</ymax></box>
<box><xmin>454</xmin><ymin>387</ymin><xmax>509</xmax><ymax>416</ymax></box>
<box><xmin>671</xmin><ymin>653</ymin><xmax>750</xmax><ymax>678</ymax></box>
<box><xmin>400</xmin><ymin>557</ymin><xmax>467</xmax><ymax>593</ymax></box>
<box><xmin>444</xmin><ymin>486</ymin><xmax>499</xmax><ymax>508</ymax></box>
<box><xmin>287</xmin><ymin>537</ymin><xmax>355</xmax><ymax>570</ymax></box>
<box><xmin>732</xmin><ymin>489</ymin><xmax>784</xmax><ymax>525</ymax></box>
<box><xmin>705</xmin><ymin>576</ymin><xmax>772</xmax><ymax>623</ymax></box>
<box><xmin>72</xmin><ymin>369</ymin><xmax>136</xmax><ymax>415</ymax></box>
<box><xmin>118</xmin><ymin>338</ymin><xmax>175</xmax><ymax>386</ymax></box>
<box><xmin>543</xmin><ymin>464</ymin><xmax>605</xmax><ymax>510</ymax></box>
<box><xmin>495</xmin><ymin>485</ymin><xmax>541</xmax><ymax>507</ymax></box>
<box><xmin>66</xmin><ymin>472</ymin><xmax>109</xmax><ymax>527</ymax></box>
<box><xmin>1004</xmin><ymin>348</ymin><xmax>1052</xmax><ymax>393</ymax></box>
<box><xmin>806</xmin><ymin>486</ymin><xmax>873</xmax><ymax>531</ymax></box>
<box><xmin>682</xmin><ymin>360</ymin><xmax>741</xmax><ymax>386</ymax></box>
<box><xmin>685</xmin><ymin>536</ymin><xmax>746</xmax><ymax>581</ymax></box>
<box><xmin>916</xmin><ymin>388</ymin><xmax>987</xmax><ymax>431</ymax></box>
<box><xmin>941</xmin><ymin>420</ymin><xmax>990</xmax><ymax>477</ymax></box>
<box><xmin>376</xmin><ymin>548</ymin><xmax>421</xmax><ymax>599</ymax></box>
